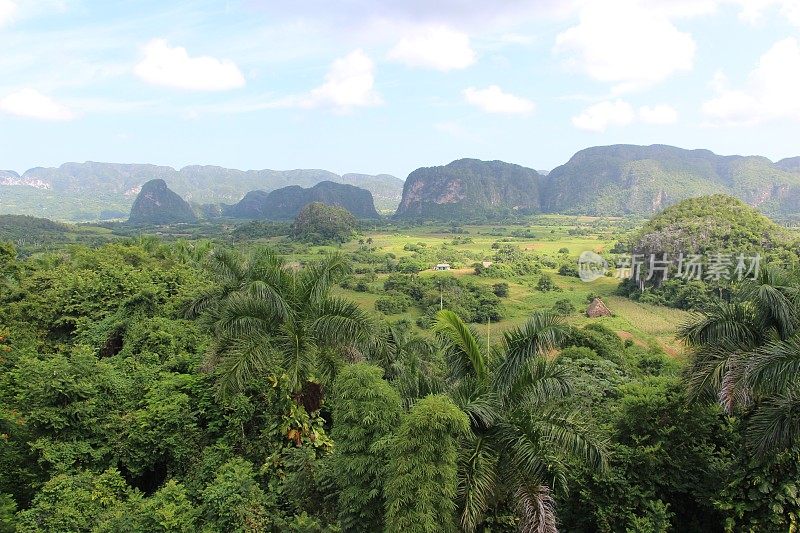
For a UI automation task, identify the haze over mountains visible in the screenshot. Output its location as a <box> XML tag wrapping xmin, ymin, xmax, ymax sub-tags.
<box><xmin>4</xmin><ymin>144</ymin><xmax>800</xmax><ymax>222</ymax></box>
<box><xmin>0</xmin><ymin>163</ymin><xmax>403</xmax><ymax>221</ymax></box>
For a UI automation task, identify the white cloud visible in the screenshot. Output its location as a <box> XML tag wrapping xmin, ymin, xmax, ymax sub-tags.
<box><xmin>638</xmin><ymin>104</ymin><xmax>678</xmax><ymax>124</ymax></box>
<box><xmin>572</xmin><ymin>99</ymin><xmax>635</xmax><ymax>132</ymax></box>
<box><xmin>0</xmin><ymin>88</ymin><xmax>75</xmax><ymax>120</ymax></box>
<box><xmin>736</xmin><ymin>0</ymin><xmax>800</xmax><ymax>27</ymax></box>
<box><xmin>702</xmin><ymin>37</ymin><xmax>800</xmax><ymax>125</ymax></box>
<box><xmin>463</xmin><ymin>85</ymin><xmax>535</xmax><ymax>114</ymax></box>
<box><xmin>388</xmin><ymin>26</ymin><xmax>476</xmax><ymax>71</ymax></box>
<box><xmin>0</xmin><ymin>0</ymin><xmax>16</xmax><ymax>27</ymax></box>
<box><xmin>134</xmin><ymin>39</ymin><xmax>245</xmax><ymax>91</ymax></box>
<box><xmin>555</xmin><ymin>0</ymin><xmax>696</xmax><ymax>92</ymax></box>
<box><xmin>572</xmin><ymin>99</ymin><xmax>679</xmax><ymax>131</ymax></box>
<box><xmin>641</xmin><ymin>0</ymin><xmax>721</xmax><ymax>18</ymax></box>
<box><xmin>274</xmin><ymin>49</ymin><xmax>381</xmax><ymax>112</ymax></box>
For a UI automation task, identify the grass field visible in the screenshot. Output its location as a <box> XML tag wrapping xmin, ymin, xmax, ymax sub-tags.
<box><xmin>308</xmin><ymin>218</ymin><xmax>693</xmax><ymax>357</ymax></box>
<box><xmin>26</xmin><ymin>215</ymin><xmax>689</xmax><ymax>356</ymax></box>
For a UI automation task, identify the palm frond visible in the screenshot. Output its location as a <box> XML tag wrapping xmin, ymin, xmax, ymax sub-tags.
<box><xmin>214</xmin><ymin>292</ymin><xmax>285</xmax><ymax>338</ymax></box>
<box><xmin>310</xmin><ymin>297</ymin><xmax>376</xmax><ymax>349</ymax></box>
<box><xmin>298</xmin><ymin>253</ymin><xmax>351</xmax><ymax>307</ymax></box>
<box><xmin>244</xmin><ymin>280</ymin><xmax>292</xmax><ymax>322</ymax></box>
<box><xmin>743</xmin><ymin>273</ymin><xmax>799</xmax><ymax>340</ymax></box>
<box><xmin>449</xmin><ymin>376</ymin><xmax>501</xmax><ymax>430</ymax></box>
<box><xmin>678</xmin><ymin>300</ymin><xmax>760</xmax><ymax>348</ymax></box>
<box><xmin>513</xmin><ymin>358</ymin><xmax>574</xmax><ymax>410</ymax></box>
<box><xmin>212</xmin><ymin>332</ymin><xmax>277</xmax><ymax>399</ymax></box>
<box><xmin>433</xmin><ymin>309</ymin><xmax>487</xmax><ymax>381</ymax></box>
<box><xmin>516</xmin><ymin>485</ymin><xmax>558</xmax><ymax>533</ymax></box>
<box><xmin>494</xmin><ymin>313</ymin><xmax>566</xmax><ymax>395</ymax></box>
<box><xmin>457</xmin><ymin>436</ymin><xmax>499</xmax><ymax>533</ymax></box>
<box><xmin>514</xmin><ymin>408</ymin><xmax>607</xmax><ymax>477</ymax></box>
<box><xmin>747</xmin><ymin>387</ymin><xmax>800</xmax><ymax>460</ymax></box>
<box><xmin>183</xmin><ymin>286</ymin><xmax>223</xmax><ymax>319</ymax></box>
<box><xmin>684</xmin><ymin>342</ymin><xmax>752</xmax><ymax>411</ymax></box>
<box><xmin>205</xmin><ymin>247</ymin><xmax>247</xmax><ymax>287</ymax></box>
<box><xmin>746</xmin><ymin>334</ymin><xmax>800</xmax><ymax>396</ymax></box>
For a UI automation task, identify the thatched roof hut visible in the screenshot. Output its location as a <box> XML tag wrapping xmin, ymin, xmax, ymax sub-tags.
<box><xmin>586</xmin><ymin>297</ymin><xmax>612</xmax><ymax>318</ymax></box>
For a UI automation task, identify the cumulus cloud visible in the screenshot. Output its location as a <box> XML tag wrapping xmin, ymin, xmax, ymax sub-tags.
<box><xmin>272</xmin><ymin>49</ymin><xmax>381</xmax><ymax>113</ymax></box>
<box><xmin>639</xmin><ymin>104</ymin><xmax>678</xmax><ymax>124</ymax></box>
<box><xmin>572</xmin><ymin>99</ymin><xmax>636</xmax><ymax>132</ymax></box>
<box><xmin>134</xmin><ymin>39</ymin><xmax>245</xmax><ymax>91</ymax></box>
<box><xmin>463</xmin><ymin>85</ymin><xmax>535</xmax><ymax>114</ymax></box>
<box><xmin>555</xmin><ymin>0</ymin><xmax>696</xmax><ymax>93</ymax></box>
<box><xmin>0</xmin><ymin>0</ymin><xmax>16</xmax><ymax>27</ymax></box>
<box><xmin>572</xmin><ymin>99</ymin><xmax>678</xmax><ymax>131</ymax></box>
<box><xmin>702</xmin><ymin>37</ymin><xmax>800</xmax><ymax>125</ymax></box>
<box><xmin>0</xmin><ymin>88</ymin><xmax>75</xmax><ymax>120</ymax></box>
<box><xmin>388</xmin><ymin>26</ymin><xmax>475</xmax><ymax>71</ymax></box>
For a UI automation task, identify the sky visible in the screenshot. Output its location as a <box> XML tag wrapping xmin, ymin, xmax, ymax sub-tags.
<box><xmin>1</xmin><ymin>0</ymin><xmax>800</xmax><ymax>178</ymax></box>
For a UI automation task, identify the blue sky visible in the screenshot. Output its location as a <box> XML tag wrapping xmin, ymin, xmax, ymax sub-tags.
<box><xmin>1</xmin><ymin>0</ymin><xmax>800</xmax><ymax>178</ymax></box>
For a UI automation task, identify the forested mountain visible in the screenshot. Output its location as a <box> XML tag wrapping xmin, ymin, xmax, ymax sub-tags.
<box><xmin>224</xmin><ymin>181</ymin><xmax>380</xmax><ymax>220</ymax></box>
<box><xmin>0</xmin><ymin>162</ymin><xmax>403</xmax><ymax>220</ymax></box>
<box><xmin>542</xmin><ymin>144</ymin><xmax>800</xmax><ymax>216</ymax></box>
<box><xmin>631</xmin><ymin>194</ymin><xmax>795</xmax><ymax>256</ymax></box>
<box><xmin>395</xmin><ymin>145</ymin><xmax>800</xmax><ymax>219</ymax></box>
<box><xmin>6</xmin><ymin>145</ymin><xmax>800</xmax><ymax>223</ymax></box>
<box><xmin>394</xmin><ymin>159</ymin><xmax>542</xmax><ymax>219</ymax></box>
<box><xmin>777</xmin><ymin>156</ymin><xmax>800</xmax><ymax>173</ymax></box>
<box><xmin>128</xmin><ymin>179</ymin><xmax>197</xmax><ymax>224</ymax></box>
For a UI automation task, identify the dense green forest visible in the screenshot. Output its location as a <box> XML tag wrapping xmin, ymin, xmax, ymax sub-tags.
<box><xmin>0</xmin><ymin>227</ymin><xmax>798</xmax><ymax>532</ymax></box>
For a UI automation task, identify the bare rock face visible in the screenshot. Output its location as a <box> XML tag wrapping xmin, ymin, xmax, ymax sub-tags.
<box><xmin>128</xmin><ymin>179</ymin><xmax>197</xmax><ymax>224</ymax></box>
<box><xmin>394</xmin><ymin>158</ymin><xmax>542</xmax><ymax>220</ymax></box>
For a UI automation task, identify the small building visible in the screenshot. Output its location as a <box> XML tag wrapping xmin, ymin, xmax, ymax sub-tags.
<box><xmin>482</xmin><ymin>261</ymin><xmax>493</xmax><ymax>268</ymax></box>
<box><xmin>434</xmin><ymin>263</ymin><xmax>451</xmax><ymax>271</ymax></box>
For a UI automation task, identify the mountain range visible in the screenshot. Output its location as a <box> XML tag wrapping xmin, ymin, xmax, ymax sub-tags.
<box><xmin>396</xmin><ymin>145</ymin><xmax>800</xmax><ymax>219</ymax></box>
<box><xmin>0</xmin><ymin>163</ymin><xmax>403</xmax><ymax>221</ymax></box>
<box><xmin>5</xmin><ymin>144</ymin><xmax>800</xmax><ymax>222</ymax></box>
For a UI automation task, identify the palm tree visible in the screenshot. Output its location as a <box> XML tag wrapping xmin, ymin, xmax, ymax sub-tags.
<box><xmin>678</xmin><ymin>265</ymin><xmax>800</xmax><ymax>458</ymax></box>
<box><xmin>433</xmin><ymin>310</ymin><xmax>606</xmax><ymax>532</ymax></box>
<box><xmin>188</xmin><ymin>247</ymin><xmax>377</xmax><ymax>398</ymax></box>
<box><xmin>375</xmin><ymin>322</ymin><xmax>445</xmax><ymax>408</ymax></box>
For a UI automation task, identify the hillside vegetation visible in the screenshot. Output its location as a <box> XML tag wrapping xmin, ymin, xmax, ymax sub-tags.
<box><xmin>395</xmin><ymin>159</ymin><xmax>541</xmax><ymax>219</ymax></box>
<box><xmin>632</xmin><ymin>194</ymin><xmax>796</xmax><ymax>255</ymax></box>
<box><xmin>128</xmin><ymin>179</ymin><xmax>197</xmax><ymax>225</ymax></box>
<box><xmin>395</xmin><ymin>145</ymin><xmax>800</xmax><ymax>220</ymax></box>
<box><xmin>0</xmin><ymin>220</ymin><xmax>797</xmax><ymax>531</ymax></box>
<box><xmin>224</xmin><ymin>181</ymin><xmax>380</xmax><ymax>220</ymax></box>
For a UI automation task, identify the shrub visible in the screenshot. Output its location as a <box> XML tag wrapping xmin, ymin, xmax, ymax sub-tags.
<box><xmin>552</xmin><ymin>298</ymin><xmax>576</xmax><ymax>316</ymax></box>
<box><xmin>558</xmin><ymin>263</ymin><xmax>579</xmax><ymax>277</ymax></box>
<box><xmin>354</xmin><ymin>281</ymin><xmax>369</xmax><ymax>292</ymax></box>
<box><xmin>492</xmin><ymin>282</ymin><xmax>509</xmax><ymax>297</ymax></box>
<box><xmin>375</xmin><ymin>292</ymin><xmax>414</xmax><ymax>315</ymax></box>
<box><xmin>536</xmin><ymin>274</ymin><xmax>560</xmax><ymax>292</ymax></box>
